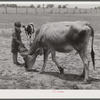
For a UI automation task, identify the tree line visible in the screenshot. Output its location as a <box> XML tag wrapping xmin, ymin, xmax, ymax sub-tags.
<box><xmin>0</xmin><ymin>4</ymin><xmax>100</xmax><ymax>14</ymax></box>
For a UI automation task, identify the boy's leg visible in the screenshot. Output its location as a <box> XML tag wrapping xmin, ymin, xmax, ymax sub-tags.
<box><xmin>12</xmin><ymin>52</ymin><xmax>22</xmax><ymax>65</ymax></box>
<box><xmin>12</xmin><ymin>52</ymin><xmax>18</xmax><ymax>65</ymax></box>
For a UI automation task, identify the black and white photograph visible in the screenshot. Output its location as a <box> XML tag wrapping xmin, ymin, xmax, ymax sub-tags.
<box><xmin>0</xmin><ymin>1</ymin><xmax>100</xmax><ymax>94</ymax></box>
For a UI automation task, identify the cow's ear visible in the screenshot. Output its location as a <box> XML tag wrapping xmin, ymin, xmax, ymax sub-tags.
<box><xmin>22</xmin><ymin>25</ymin><xmax>25</xmax><ymax>28</ymax></box>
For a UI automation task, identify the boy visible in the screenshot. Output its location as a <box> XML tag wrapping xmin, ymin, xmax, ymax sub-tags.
<box><xmin>11</xmin><ymin>21</ymin><xmax>24</xmax><ymax>66</ymax></box>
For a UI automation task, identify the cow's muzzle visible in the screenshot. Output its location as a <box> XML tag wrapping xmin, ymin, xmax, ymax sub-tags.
<box><xmin>23</xmin><ymin>48</ymin><xmax>42</xmax><ymax>71</ymax></box>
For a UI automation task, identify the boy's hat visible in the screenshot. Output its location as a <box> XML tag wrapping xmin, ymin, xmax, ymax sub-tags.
<box><xmin>14</xmin><ymin>21</ymin><xmax>21</xmax><ymax>27</ymax></box>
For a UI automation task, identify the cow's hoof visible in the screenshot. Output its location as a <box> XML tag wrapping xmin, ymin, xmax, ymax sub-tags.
<box><xmin>29</xmin><ymin>43</ymin><xmax>32</xmax><ymax>47</ymax></box>
<box><xmin>84</xmin><ymin>80</ymin><xmax>88</xmax><ymax>84</ymax></box>
<box><xmin>59</xmin><ymin>67</ymin><xmax>64</xmax><ymax>74</ymax></box>
<box><xmin>26</xmin><ymin>68</ymin><xmax>33</xmax><ymax>72</ymax></box>
<box><xmin>80</xmin><ymin>73</ymin><xmax>85</xmax><ymax>78</ymax></box>
<box><xmin>83</xmin><ymin>80</ymin><xmax>90</xmax><ymax>84</ymax></box>
<box><xmin>40</xmin><ymin>70</ymin><xmax>45</xmax><ymax>74</ymax></box>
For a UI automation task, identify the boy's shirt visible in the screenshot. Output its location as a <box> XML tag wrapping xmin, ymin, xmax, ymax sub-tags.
<box><xmin>12</xmin><ymin>28</ymin><xmax>22</xmax><ymax>45</ymax></box>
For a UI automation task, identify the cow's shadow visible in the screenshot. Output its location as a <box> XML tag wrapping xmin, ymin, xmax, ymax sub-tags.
<box><xmin>41</xmin><ymin>71</ymin><xmax>100</xmax><ymax>83</ymax></box>
<box><xmin>26</xmin><ymin>69</ymin><xmax>100</xmax><ymax>83</ymax></box>
<box><xmin>26</xmin><ymin>69</ymin><xmax>39</xmax><ymax>72</ymax></box>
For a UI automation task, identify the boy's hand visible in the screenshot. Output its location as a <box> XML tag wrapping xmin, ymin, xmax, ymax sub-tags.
<box><xmin>20</xmin><ymin>43</ymin><xmax>24</xmax><ymax>47</ymax></box>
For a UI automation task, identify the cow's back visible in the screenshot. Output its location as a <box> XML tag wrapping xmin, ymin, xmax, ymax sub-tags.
<box><xmin>36</xmin><ymin>21</ymin><xmax>91</xmax><ymax>52</ymax></box>
<box><xmin>37</xmin><ymin>21</ymin><xmax>90</xmax><ymax>42</ymax></box>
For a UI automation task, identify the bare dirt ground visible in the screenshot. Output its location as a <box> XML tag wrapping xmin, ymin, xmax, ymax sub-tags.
<box><xmin>0</xmin><ymin>27</ymin><xmax>100</xmax><ymax>89</ymax></box>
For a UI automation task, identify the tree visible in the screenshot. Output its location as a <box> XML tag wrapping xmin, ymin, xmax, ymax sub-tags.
<box><xmin>46</xmin><ymin>4</ymin><xmax>54</xmax><ymax>8</ymax></box>
<box><xmin>75</xmin><ymin>6</ymin><xmax>78</xmax><ymax>9</ymax></box>
<box><xmin>62</xmin><ymin>5</ymin><xmax>66</xmax><ymax>13</ymax></box>
<box><xmin>5</xmin><ymin>4</ymin><xmax>17</xmax><ymax>7</ymax></box>
<box><xmin>10</xmin><ymin>4</ymin><xmax>17</xmax><ymax>7</ymax></box>
<box><xmin>37</xmin><ymin>4</ymin><xmax>41</xmax><ymax>8</ymax></box>
<box><xmin>26</xmin><ymin>6</ymin><xmax>28</xmax><ymax>14</ymax></box>
<box><xmin>42</xmin><ymin>4</ymin><xmax>45</xmax><ymax>14</ymax></box>
<box><xmin>46</xmin><ymin>4</ymin><xmax>54</xmax><ymax>14</ymax></box>
<box><xmin>66</xmin><ymin>4</ymin><xmax>68</xmax><ymax>13</ymax></box>
<box><xmin>98</xmin><ymin>6</ymin><xmax>100</xmax><ymax>9</ymax></box>
<box><xmin>0</xmin><ymin>4</ymin><xmax>6</xmax><ymax>7</ymax></box>
<box><xmin>94</xmin><ymin>7</ymin><xmax>97</xmax><ymax>13</ymax></box>
<box><xmin>30</xmin><ymin>4</ymin><xmax>35</xmax><ymax>8</ymax></box>
<box><xmin>90</xmin><ymin>8</ymin><xmax>92</xmax><ymax>13</ymax></box>
<box><xmin>58</xmin><ymin>5</ymin><xmax>61</xmax><ymax>14</ymax></box>
<box><xmin>62</xmin><ymin>5</ymin><xmax>66</xmax><ymax>9</ymax></box>
<box><xmin>50</xmin><ymin>4</ymin><xmax>54</xmax><ymax>14</ymax></box>
<box><xmin>0</xmin><ymin>4</ymin><xmax>17</xmax><ymax>7</ymax></box>
<box><xmin>35</xmin><ymin>5</ymin><xmax>41</xmax><ymax>14</ymax></box>
<box><xmin>35</xmin><ymin>4</ymin><xmax>41</xmax><ymax>14</ymax></box>
<box><xmin>73</xmin><ymin>6</ymin><xmax>78</xmax><ymax>14</ymax></box>
<box><xmin>35</xmin><ymin>6</ymin><xmax>38</xmax><ymax>14</ymax></box>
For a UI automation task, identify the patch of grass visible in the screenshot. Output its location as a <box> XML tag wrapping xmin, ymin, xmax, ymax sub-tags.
<box><xmin>0</xmin><ymin>13</ymin><xmax>99</xmax><ymax>32</ymax></box>
<box><xmin>0</xmin><ymin>30</ymin><xmax>12</xmax><ymax>38</ymax></box>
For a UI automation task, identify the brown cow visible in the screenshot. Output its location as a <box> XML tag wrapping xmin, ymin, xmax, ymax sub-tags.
<box><xmin>23</xmin><ymin>21</ymin><xmax>95</xmax><ymax>83</ymax></box>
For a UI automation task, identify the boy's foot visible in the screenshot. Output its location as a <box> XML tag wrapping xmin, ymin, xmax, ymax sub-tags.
<box><xmin>14</xmin><ymin>62</ymin><xmax>25</xmax><ymax>67</ymax></box>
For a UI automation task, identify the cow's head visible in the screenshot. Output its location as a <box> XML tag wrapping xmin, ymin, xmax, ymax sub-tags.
<box><xmin>23</xmin><ymin>48</ymin><xmax>43</xmax><ymax>71</ymax></box>
<box><xmin>19</xmin><ymin>45</ymin><xmax>43</xmax><ymax>71</ymax></box>
<box><xmin>22</xmin><ymin>23</ymin><xmax>35</xmax><ymax>36</ymax></box>
<box><xmin>22</xmin><ymin>25</ymin><xmax>27</xmax><ymax>35</ymax></box>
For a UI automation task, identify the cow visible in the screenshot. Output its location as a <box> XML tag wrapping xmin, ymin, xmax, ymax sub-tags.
<box><xmin>23</xmin><ymin>21</ymin><xmax>95</xmax><ymax>83</ymax></box>
<box><xmin>22</xmin><ymin>23</ymin><xmax>35</xmax><ymax>46</ymax></box>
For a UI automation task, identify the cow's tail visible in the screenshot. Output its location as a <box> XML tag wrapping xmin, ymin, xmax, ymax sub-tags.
<box><xmin>28</xmin><ymin>29</ymin><xmax>40</xmax><ymax>55</ymax></box>
<box><xmin>87</xmin><ymin>24</ymin><xmax>95</xmax><ymax>70</ymax></box>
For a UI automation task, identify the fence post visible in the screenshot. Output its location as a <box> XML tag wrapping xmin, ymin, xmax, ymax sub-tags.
<box><xmin>43</xmin><ymin>4</ymin><xmax>45</xmax><ymax>14</ymax></box>
<box><xmin>35</xmin><ymin>7</ymin><xmax>38</xmax><ymax>14</ymax></box>
<box><xmin>90</xmin><ymin>8</ymin><xmax>92</xmax><ymax>13</ymax></box>
<box><xmin>51</xmin><ymin>8</ymin><xmax>53</xmax><ymax>14</ymax></box>
<box><xmin>5</xmin><ymin>6</ymin><xmax>7</xmax><ymax>14</ymax></box>
<box><xmin>33</xmin><ymin>7</ymin><xmax>35</xmax><ymax>14</ymax></box>
<box><xmin>95</xmin><ymin>8</ymin><xmax>97</xmax><ymax>13</ymax></box>
<box><xmin>16</xmin><ymin>6</ymin><xmax>17</xmax><ymax>14</ymax></box>
<box><xmin>26</xmin><ymin>6</ymin><xmax>28</xmax><ymax>14</ymax></box>
<box><xmin>73</xmin><ymin>8</ymin><xmax>75</xmax><ymax>14</ymax></box>
<box><xmin>84</xmin><ymin>9</ymin><xmax>87</xmax><ymax>13</ymax></box>
<box><xmin>79</xmin><ymin>8</ymin><xmax>81</xmax><ymax>14</ymax></box>
<box><xmin>66</xmin><ymin>7</ymin><xmax>68</xmax><ymax>13</ymax></box>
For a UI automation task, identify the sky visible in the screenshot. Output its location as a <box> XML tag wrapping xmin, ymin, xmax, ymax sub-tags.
<box><xmin>0</xmin><ymin>1</ymin><xmax>100</xmax><ymax>8</ymax></box>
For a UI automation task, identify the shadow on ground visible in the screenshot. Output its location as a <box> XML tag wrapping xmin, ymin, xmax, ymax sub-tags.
<box><xmin>40</xmin><ymin>71</ymin><xmax>100</xmax><ymax>83</ymax></box>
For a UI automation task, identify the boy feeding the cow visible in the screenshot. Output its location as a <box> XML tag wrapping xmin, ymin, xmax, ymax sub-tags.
<box><xmin>11</xmin><ymin>21</ymin><xmax>26</xmax><ymax>66</ymax></box>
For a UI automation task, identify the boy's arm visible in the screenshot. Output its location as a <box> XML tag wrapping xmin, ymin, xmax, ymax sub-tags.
<box><xmin>12</xmin><ymin>33</ymin><xmax>23</xmax><ymax>46</ymax></box>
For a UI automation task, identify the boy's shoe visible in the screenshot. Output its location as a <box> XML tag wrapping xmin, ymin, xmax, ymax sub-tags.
<box><xmin>16</xmin><ymin>62</ymin><xmax>25</xmax><ymax>67</ymax></box>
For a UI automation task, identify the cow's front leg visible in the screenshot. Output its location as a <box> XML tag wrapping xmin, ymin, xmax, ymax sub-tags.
<box><xmin>80</xmin><ymin>68</ymin><xmax>85</xmax><ymax>78</ymax></box>
<box><xmin>29</xmin><ymin>35</ymin><xmax>32</xmax><ymax>46</ymax></box>
<box><xmin>51</xmin><ymin>51</ymin><xmax>64</xmax><ymax>74</ymax></box>
<box><xmin>41</xmin><ymin>48</ymin><xmax>49</xmax><ymax>73</ymax></box>
<box><xmin>27</xmin><ymin>35</ymin><xmax>29</xmax><ymax>46</ymax></box>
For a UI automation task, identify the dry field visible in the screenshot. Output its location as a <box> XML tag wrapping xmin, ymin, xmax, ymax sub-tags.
<box><xmin>0</xmin><ymin>13</ymin><xmax>100</xmax><ymax>89</ymax></box>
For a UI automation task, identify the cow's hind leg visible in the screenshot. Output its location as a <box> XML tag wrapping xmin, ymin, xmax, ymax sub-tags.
<box><xmin>78</xmin><ymin>48</ymin><xmax>89</xmax><ymax>83</ymax></box>
<box><xmin>51</xmin><ymin>52</ymin><xmax>64</xmax><ymax>74</ymax></box>
<box><xmin>80</xmin><ymin>68</ymin><xmax>85</xmax><ymax>78</ymax></box>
